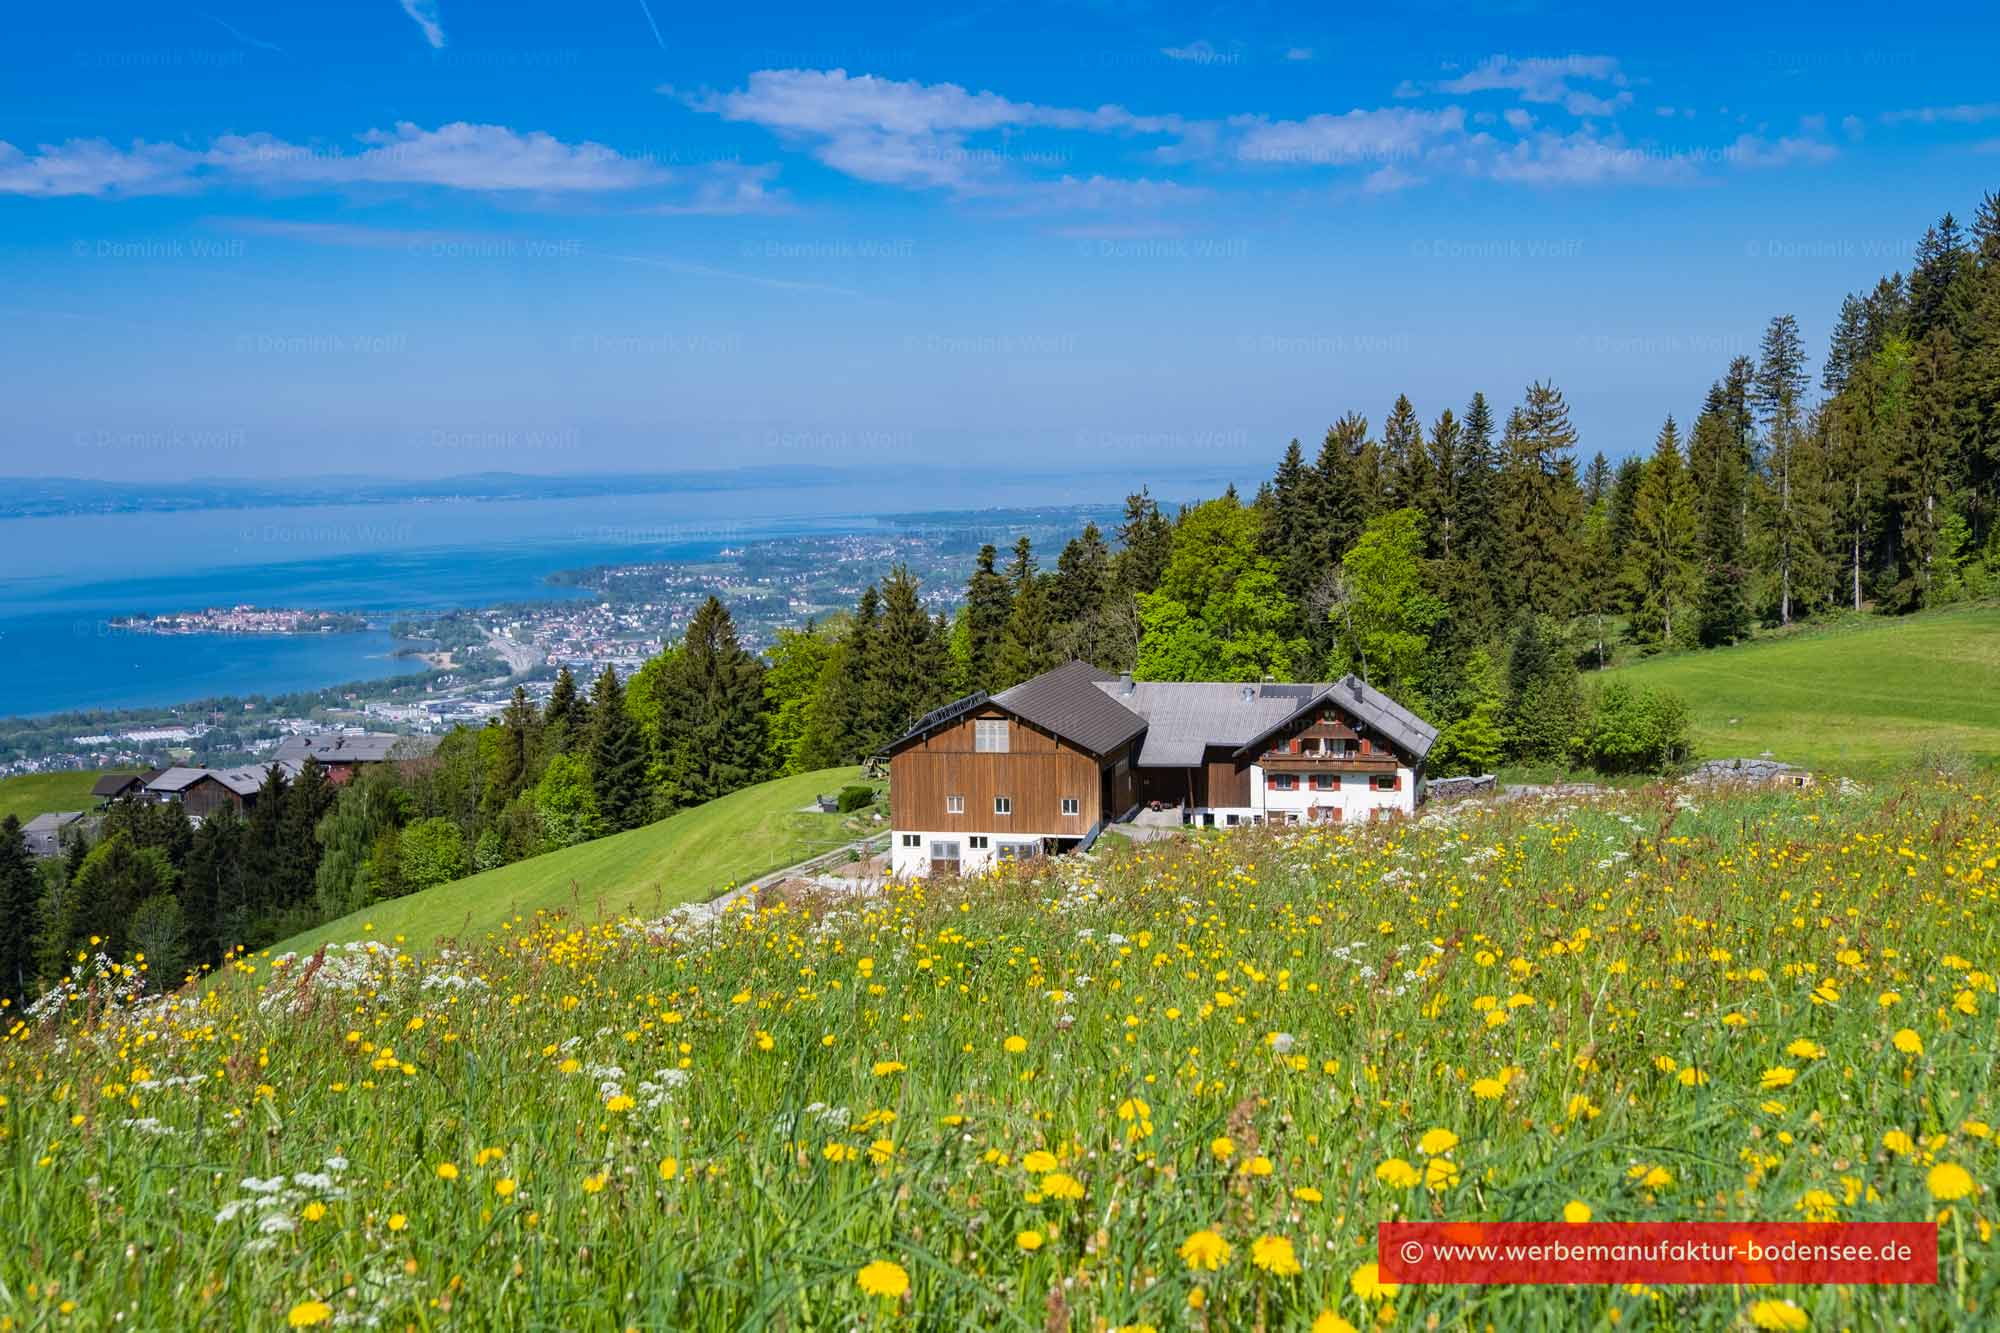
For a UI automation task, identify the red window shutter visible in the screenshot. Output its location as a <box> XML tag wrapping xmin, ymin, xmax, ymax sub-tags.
<box><xmin>1331</xmin><ymin>806</ymin><xmax>1342</xmax><ymax>822</ymax></box>
<box><xmin>1395</xmin><ymin>773</ymin><xmax>1403</xmax><ymax>791</ymax></box>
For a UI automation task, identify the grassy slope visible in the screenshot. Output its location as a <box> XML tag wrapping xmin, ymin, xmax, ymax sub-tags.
<box><xmin>272</xmin><ymin>766</ymin><xmax>870</xmax><ymax>957</ymax></box>
<box><xmin>1604</xmin><ymin>602</ymin><xmax>2000</xmax><ymax>773</ymax></box>
<box><xmin>0</xmin><ymin>770</ymin><xmax>103</xmax><ymax>826</ymax></box>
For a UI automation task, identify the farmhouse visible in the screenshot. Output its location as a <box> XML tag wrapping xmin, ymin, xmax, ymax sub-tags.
<box><xmin>272</xmin><ymin>732</ymin><xmax>434</xmax><ymax>784</ymax></box>
<box><xmin>141</xmin><ymin>764</ymin><xmax>285</xmax><ymax>818</ymax></box>
<box><xmin>886</xmin><ymin>661</ymin><xmax>1437</xmax><ymax>877</ymax></box>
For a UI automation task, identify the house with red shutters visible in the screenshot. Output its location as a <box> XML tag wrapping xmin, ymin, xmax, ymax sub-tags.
<box><xmin>885</xmin><ymin>661</ymin><xmax>1437</xmax><ymax>877</ymax></box>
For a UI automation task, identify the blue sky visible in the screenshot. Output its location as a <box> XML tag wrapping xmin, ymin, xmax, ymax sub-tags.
<box><xmin>2</xmin><ymin>0</ymin><xmax>1996</xmax><ymax>481</ymax></box>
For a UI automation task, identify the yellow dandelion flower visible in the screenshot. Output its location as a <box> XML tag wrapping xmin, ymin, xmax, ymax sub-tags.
<box><xmin>1746</xmin><ymin>1298</ymin><xmax>1809</xmax><ymax>1331</ymax></box>
<box><xmin>856</xmin><ymin>1259</ymin><xmax>910</xmax><ymax>1299</ymax></box>
<box><xmin>1350</xmin><ymin>1262</ymin><xmax>1400</xmax><ymax>1301</ymax></box>
<box><xmin>1293</xmin><ymin>1185</ymin><xmax>1324</xmax><ymax>1203</ymax></box>
<box><xmin>1178</xmin><ymin>1228</ymin><xmax>1232</xmax><ymax>1271</ymax></box>
<box><xmin>1891</xmin><ymin>1028</ymin><xmax>1923</xmax><ymax>1056</ymax></box>
<box><xmin>1210</xmin><ymin>1135</ymin><xmax>1236</xmax><ymax>1161</ymax></box>
<box><xmin>435</xmin><ymin>1162</ymin><xmax>459</xmax><ymax>1181</ymax></box>
<box><xmin>1425</xmin><ymin>1156</ymin><xmax>1461</xmax><ymax>1189</ymax></box>
<box><xmin>658</xmin><ymin>1156</ymin><xmax>679</xmax><ymax>1180</ymax></box>
<box><xmin>1760</xmin><ymin>1067</ymin><xmax>1797</xmax><ymax>1090</ymax></box>
<box><xmin>1249</xmin><ymin>1234</ymin><xmax>1301</xmax><ymax>1277</ymax></box>
<box><xmin>1471</xmin><ymin>1077</ymin><xmax>1506</xmax><ymax>1101</ymax></box>
<box><xmin>1418</xmin><ymin>1127</ymin><xmax>1459</xmax><ymax>1156</ymax></box>
<box><xmin>1376</xmin><ymin>1157</ymin><xmax>1420</xmax><ymax>1188</ymax></box>
<box><xmin>387</xmin><ymin>1213</ymin><xmax>407</xmax><ymax>1232</ymax></box>
<box><xmin>1040</xmin><ymin>1171</ymin><xmax>1085</xmax><ymax>1201</ymax></box>
<box><xmin>1564</xmin><ymin>1200</ymin><xmax>1592</xmax><ymax>1223</ymax></box>
<box><xmin>1883</xmin><ymin>1130</ymin><xmax>1915</xmax><ymax>1157</ymax></box>
<box><xmin>1017</xmin><ymin>1230</ymin><xmax>1044</xmax><ymax>1252</ymax></box>
<box><xmin>1003</xmin><ymin>1035</ymin><xmax>1028</xmax><ymax>1054</ymax></box>
<box><xmin>1313</xmin><ymin>1314</ymin><xmax>1359</xmax><ymax>1333</ymax></box>
<box><xmin>1022</xmin><ymin>1149</ymin><xmax>1059</xmax><ymax>1174</ymax></box>
<box><xmin>287</xmin><ymin>1301</ymin><xmax>333</xmax><ymax>1328</ymax></box>
<box><xmin>1927</xmin><ymin>1163</ymin><xmax>1975</xmax><ymax>1201</ymax></box>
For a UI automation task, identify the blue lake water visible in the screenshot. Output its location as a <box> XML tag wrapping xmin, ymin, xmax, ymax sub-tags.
<box><xmin>0</xmin><ymin>472</ymin><xmax>1210</xmax><ymax>718</ymax></box>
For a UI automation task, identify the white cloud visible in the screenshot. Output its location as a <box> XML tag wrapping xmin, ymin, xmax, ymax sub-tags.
<box><xmin>1161</xmin><ymin>40</ymin><xmax>1238</xmax><ymax>66</ymax></box>
<box><xmin>1486</xmin><ymin>130</ymin><xmax>1694</xmax><ymax>185</ymax></box>
<box><xmin>1563</xmin><ymin>90</ymin><xmax>1632</xmax><ymax>118</ymax></box>
<box><xmin>1283</xmin><ymin>47</ymin><xmax>1314</xmax><ymax>63</ymax></box>
<box><xmin>1722</xmin><ymin>133</ymin><xmax>1837</xmax><ymax>168</ymax></box>
<box><xmin>686</xmin><ymin>68</ymin><xmax>1188</xmax><ymax>196</ymax></box>
<box><xmin>1362</xmin><ymin>164</ymin><xmax>1420</xmax><ymax>193</ymax></box>
<box><xmin>0</xmin><ymin>122</ymin><xmax>674</xmax><ymax>198</ymax></box>
<box><xmin>1391</xmin><ymin>79</ymin><xmax>1422</xmax><ymax>100</ymax></box>
<box><xmin>1880</xmin><ymin>102</ymin><xmax>2000</xmax><ymax>126</ymax></box>
<box><xmin>1841</xmin><ymin>115</ymin><xmax>1865</xmax><ymax>140</ymax></box>
<box><xmin>1504</xmin><ymin>108</ymin><xmax>1534</xmax><ymax>131</ymax></box>
<box><xmin>398</xmin><ymin>0</ymin><xmax>446</xmax><ymax>50</ymax></box>
<box><xmin>1232</xmin><ymin>106</ymin><xmax>1465</xmax><ymax>166</ymax></box>
<box><xmin>1439</xmin><ymin>54</ymin><xmax>1626</xmax><ymax>105</ymax></box>
<box><xmin>1798</xmin><ymin>113</ymin><xmax>1827</xmax><ymax>134</ymax></box>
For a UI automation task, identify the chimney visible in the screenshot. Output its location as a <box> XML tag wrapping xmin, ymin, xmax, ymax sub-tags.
<box><xmin>1349</xmin><ymin>677</ymin><xmax>1363</xmax><ymax>700</ymax></box>
<box><xmin>1118</xmin><ymin>671</ymin><xmax>1134</xmax><ymax>695</ymax></box>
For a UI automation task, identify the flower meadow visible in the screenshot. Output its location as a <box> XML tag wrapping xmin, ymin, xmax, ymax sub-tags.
<box><xmin>3</xmin><ymin>778</ymin><xmax>1997</xmax><ymax>1330</ymax></box>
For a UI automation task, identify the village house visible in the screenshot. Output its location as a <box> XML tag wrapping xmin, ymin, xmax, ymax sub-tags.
<box><xmin>885</xmin><ymin>660</ymin><xmax>1437</xmax><ymax>878</ymax></box>
<box><xmin>141</xmin><ymin>764</ymin><xmax>282</xmax><ymax>818</ymax></box>
<box><xmin>271</xmin><ymin>731</ymin><xmax>435</xmax><ymax>784</ymax></box>
<box><xmin>22</xmin><ymin>810</ymin><xmax>90</xmax><ymax>858</ymax></box>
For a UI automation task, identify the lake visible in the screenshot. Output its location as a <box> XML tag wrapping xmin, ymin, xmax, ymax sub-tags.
<box><xmin>0</xmin><ymin>471</ymin><xmax>1218</xmax><ymax>717</ymax></box>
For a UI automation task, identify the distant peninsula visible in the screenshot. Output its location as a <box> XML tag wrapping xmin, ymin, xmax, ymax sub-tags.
<box><xmin>107</xmin><ymin>606</ymin><xmax>369</xmax><ymax>635</ymax></box>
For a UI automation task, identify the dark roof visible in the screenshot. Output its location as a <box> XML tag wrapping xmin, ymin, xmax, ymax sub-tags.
<box><xmin>885</xmin><ymin>690</ymin><xmax>991</xmax><ymax>753</ymax></box>
<box><xmin>92</xmin><ymin>772</ymin><xmax>144</xmax><ymax>797</ymax></box>
<box><xmin>1229</xmin><ymin>674</ymin><xmax>1438</xmax><ymax>763</ymax></box>
<box><xmin>273</xmin><ymin>733</ymin><xmax>432</xmax><ymax>764</ymax></box>
<box><xmin>991</xmin><ymin>660</ymin><xmax>1148</xmax><ymax>757</ymax></box>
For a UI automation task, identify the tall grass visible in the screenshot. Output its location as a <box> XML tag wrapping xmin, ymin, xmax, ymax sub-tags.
<box><xmin>3</xmin><ymin>776</ymin><xmax>1994</xmax><ymax>1329</ymax></box>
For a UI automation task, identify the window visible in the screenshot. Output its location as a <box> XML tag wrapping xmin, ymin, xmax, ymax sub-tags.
<box><xmin>1371</xmin><ymin>774</ymin><xmax>1398</xmax><ymax>792</ymax></box>
<box><xmin>929</xmin><ymin>840</ymin><xmax>961</xmax><ymax>860</ymax></box>
<box><xmin>946</xmin><ymin>794</ymin><xmax>964</xmax><ymax>814</ymax></box>
<box><xmin>969</xmin><ymin>835</ymin><xmax>989</xmax><ymax>849</ymax></box>
<box><xmin>974</xmin><ymin>719</ymin><xmax>1009</xmax><ymax>752</ymax></box>
<box><xmin>1061</xmin><ymin>797</ymin><xmax>1080</xmax><ymax>816</ymax></box>
<box><xmin>997</xmin><ymin>842</ymin><xmax>1042</xmax><ymax>861</ymax></box>
<box><xmin>1270</xmin><ymin>774</ymin><xmax>1298</xmax><ymax>791</ymax></box>
<box><xmin>901</xmin><ymin>834</ymin><xmax>920</xmax><ymax>848</ymax></box>
<box><xmin>1310</xmin><ymin>774</ymin><xmax>1336</xmax><ymax>791</ymax></box>
<box><xmin>1225</xmin><ymin>813</ymin><xmax>1240</xmax><ymax>827</ymax></box>
<box><xmin>994</xmin><ymin>796</ymin><xmax>1012</xmax><ymax>816</ymax></box>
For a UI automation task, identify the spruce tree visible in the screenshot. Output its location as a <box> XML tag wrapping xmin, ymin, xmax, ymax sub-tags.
<box><xmin>543</xmin><ymin>665</ymin><xmax>582</xmax><ymax>754</ymax></box>
<box><xmin>1112</xmin><ymin>489</ymin><xmax>1172</xmax><ymax>595</ymax></box>
<box><xmin>963</xmin><ymin>544</ymin><xmax>1012</xmax><ymax>692</ymax></box>
<box><xmin>993</xmin><ymin>571</ymin><xmax>1058</xmax><ymax>690</ymax></box>
<box><xmin>1381</xmin><ymin>393</ymin><xmax>1427</xmax><ymax>512</ymax></box>
<box><xmin>1752</xmin><ymin>315</ymin><xmax>1812</xmax><ymax>624</ymax></box>
<box><xmin>0</xmin><ymin>816</ymin><xmax>37</xmax><ymax>1006</ymax></box>
<box><xmin>280</xmin><ymin>756</ymin><xmax>334</xmax><ymax>911</ymax></box>
<box><xmin>1497</xmin><ymin>382</ymin><xmax>1587</xmax><ymax>618</ymax></box>
<box><xmin>1052</xmin><ymin>525</ymin><xmax>1115</xmax><ymax>665</ymax></box>
<box><xmin>1692</xmin><ymin>408</ymin><xmax>1753</xmax><ymax>645</ymax></box>
<box><xmin>657</xmin><ymin>597</ymin><xmax>769</xmax><ymax>805</ymax></box>
<box><xmin>868</xmin><ymin>566</ymin><xmax>950</xmax><ymax>745</ymax></box>
<box><xmin>1426</xmin><ymin>410</ymin><xmax>1462</xmax><ymax>560</ymax></box>
<box><xmin>588</xmin><ymin>666</ymin><xmax>648</xmax><ymax>830</ymax></box>
<box><xmin>1622</xmin><ymin>416</ymin><xmax>1701</xmax><ymax>647</ymax></box>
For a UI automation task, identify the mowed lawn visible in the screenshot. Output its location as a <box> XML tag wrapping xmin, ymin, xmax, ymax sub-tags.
<box><xmin>0</xmin><ymin>770</ymin><xmax>103</xmax><ymax>825</ymax></box>
<box><xmin>271</xmin><ymin>766</ymin><xmax>870</xmax><ymax>957</ymax></box>
<box><xmin>1606</xmin><ymin>603</ymin><xmax>2000</xmax><ymax>774</ymax></box>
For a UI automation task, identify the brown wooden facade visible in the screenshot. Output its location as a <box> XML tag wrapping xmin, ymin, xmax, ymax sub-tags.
<box><xmin>889</xmin><ymin>709</ymin><xmax>1134</xmax><ymax>836</ymax></box>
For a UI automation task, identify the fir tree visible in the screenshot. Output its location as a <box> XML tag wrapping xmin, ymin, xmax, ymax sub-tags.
<box><xmin>657</xmin><ymin>598</ymin><xmax>769</xmax><ymax>806</ymax></box>
<box><xmin>0</xmin><ymin>816</ymin><xmax>36</xmax><ymax>1006</ymax></box>
<box><xmin>1497</xmin><ymin>383</ymin><xmax>1586</xmax><ymax>618</ymax></box>
<box><xmin>542</xmin><ymin>665</ymin><xmax>583</xmax><ymax>754</ymax></box>
<box><xmin>868</xmin><ymin>567</ymin><xmax>950</xmax><ymax>746</ymax></box>
<box><xmin>1752</xmin><ymin>315</ymin><xmax>1812</xmax><ymax>624</ymax></box>
<box><xmin>1381</xmin><ymin>393</ymin><xmax>1426</xmax><ymax>512</ymax></box>
<box><xmin>588</xmin><ymin>666</ymin><xmax>648</xmax><ymax>831</ymax></box>
<box><xmin>1112</xmin><ymin>489</ymin><xmax>1172</xmax><ymax>595</ymax></box>
<box><xmin>1692</xmin><ymin>408</ymin><xmax>1753</xmax><ymax>645</ymax></box>
<box><xmin>963</xmin><ymin>544</ymin><xmax>1012</xmax><ymax>691</ymax></box>
<box><xmin>1622</xmin><ymin>416</ymin><xmax>1701</xmax><ymax>647</ymax></box>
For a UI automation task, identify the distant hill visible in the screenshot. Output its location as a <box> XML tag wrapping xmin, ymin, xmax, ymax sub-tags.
<box><xmin>0</xmin><ymin>770</ymin><xmax>104</xmax><ymax>826</ymax></box>
<box><xmin>265</xmin><ymin>766</ymin><xmax>874</xmax><ymax>958</ymax></box>
<box><xmin>1604</xmin><ymin>603</ymin><xmax>2000</xmax><ymax>774</ymax></box>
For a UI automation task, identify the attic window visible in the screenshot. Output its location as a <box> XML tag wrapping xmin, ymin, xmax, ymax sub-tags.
<box><xmin>975</xmin><ymin>719</ymin><xmax>1009</xmax><ymax>753</ymax></box>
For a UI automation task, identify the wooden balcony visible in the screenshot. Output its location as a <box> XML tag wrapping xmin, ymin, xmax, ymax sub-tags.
<box><xmin>1258</xmin><ymin>750</ymin><xmax>1398</xmax><ymax>774</ymax></box>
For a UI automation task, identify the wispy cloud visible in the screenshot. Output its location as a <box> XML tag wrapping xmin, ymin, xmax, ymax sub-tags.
<box><xmin>1723</xmin><ymin>133</ymin><xmax>1838</xmax><ymax>168</ymax></box>
<box><xmin>1283</xmin><ymin>47</ymin><xmax>1314</xmax><ymax>63</ymax></box>
<box><xmin>1231</xmin><ymin>107</ymin><xmax>1465</xmax><ymax>166</ymax></box>
<box><xmin>1485</xmin><ymin>130</ymin><xmax>1695</xmax><ymax>185</ymax></box>
<box><xmin>1437</xmin><ymin>54</ymin><xmax>1627</xmax><ymax>106</ymax></box>
<box><xmin>1880</xmin><ymin>102</ymin><xmax>2000</xmax><ymax>126</ymax></box>
<box><xmin>683</xmin><ymin>68</ymin><xmax>1188</xmax><ymax>197</ymax></box>
<box><xmin>398</xmin><ymin>0</ymin><xmax>446</xmax><ymax>50</ymax></box>
<box><xmin>204</xmin><ymin>12</ymin><xmax>285</xmax><ymax>54</ymax></box>
<box><xmin>0</xmin><ymin>123</ymin><xmax>673</xmax><ymax>198</ymax></box>
<box><xmin>1161</xmin><ymin>40</ymin><xmax>1238</xmax><ymax>66</ymax></box>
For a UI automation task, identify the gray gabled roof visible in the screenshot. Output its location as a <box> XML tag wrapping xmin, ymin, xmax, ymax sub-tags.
<box><xmin>1227</xmin><ymin>674</ymin><xmax>1437</xmax><ymax>762</ymax></box>
<box><xmin>273</xmin><ymin>733</ymin><xmax>432</xmax><ymax>764</ymax></box>
<box><xmin>990</xmin><ymin>660</ymin><xmax>1148</xmax><ymax>757</ymax></box>
<box><xmin>1094</xmin><ymin>679</ymin><xmax>1305</xmax><ymax>768</ymax></box>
